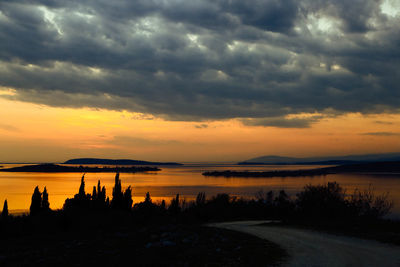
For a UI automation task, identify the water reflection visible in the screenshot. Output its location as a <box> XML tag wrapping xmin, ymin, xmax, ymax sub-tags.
<box><xmin>0</xmin><ymin>164</ymin><xmax>399</xmax><ymax>218</ymax></box>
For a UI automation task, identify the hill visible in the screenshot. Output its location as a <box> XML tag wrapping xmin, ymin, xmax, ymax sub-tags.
<box><xmin>64</xmin><ymin>158</ymin><xmax>182</xmax><ymax>166</ymax></box>
<box><xmin>239</xmin><ymin>153</ymin><xmax>400</xmax><ymax>165</ymax></box>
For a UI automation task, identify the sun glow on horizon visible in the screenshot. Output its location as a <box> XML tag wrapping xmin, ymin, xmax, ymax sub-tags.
<box><xmin>0</xmin><ymin>96</ymin><xmax>399</xmax><ymax>163</ymax></box>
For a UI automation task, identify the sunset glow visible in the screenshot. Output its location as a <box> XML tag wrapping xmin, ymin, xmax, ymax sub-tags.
<box><xmin>1</xmin><ymin>95</ymin><xmax>399</xmax><ymax>163</ymax></box>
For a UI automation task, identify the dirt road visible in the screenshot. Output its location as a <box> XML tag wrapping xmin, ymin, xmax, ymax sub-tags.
<box><xmin>210</xmin><ymin>221</ymin><xmax>400</xmax><ymax>267</ymax></box>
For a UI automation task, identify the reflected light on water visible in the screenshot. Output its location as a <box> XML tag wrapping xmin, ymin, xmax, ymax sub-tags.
<box><xmin>0</xmin><ymin>164</ymin><xmax>399</xmax><ymax>218</ymax></box>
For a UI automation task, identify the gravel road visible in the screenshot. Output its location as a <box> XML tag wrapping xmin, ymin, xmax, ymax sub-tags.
<box><xmin>210</xmin><ymin>221</ymin><xmax>400</xmax><ymax>267</ymax></box>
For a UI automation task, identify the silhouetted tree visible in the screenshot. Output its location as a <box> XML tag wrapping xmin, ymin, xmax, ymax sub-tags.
<box><xmin>96</xmin><ymin>180</ymin><xmax>106</xmax><ymax>204</ymax></box>
<box><xmin>123</xmin><ymin>186</ymin><xmax>133</xmax><ymax>210</ymax></box>
<box><xmin>92</xmin><ymin>186</ymin><xmax>97</xmax><ymax>200</ymax></box>
<box><xmin>100</xmin><ymin>186</ymin><xmax>106</xmax><ymax>202</ymax></box>
<box><xmin>276</xmin><ymin>190</ymin><xmax>289</xmax><ymax>205</ymax></box>
<box><xmin>111</xmin><ymin>173</ymin><xmax>124</xmax><ymax>209</ymax></box>
<box><xmin>255</xmin><ymin>190</ymin><xmax>265</xmax><ymax>202</ymax></box>
<box><xmin>97</xmin><ymin>180</ymin><xmax>101</xmax><ymax>197</ymax></box>
<box><xmin>42</xmin><ymin>187</ymin><xmax>50</xmax><ymax>211</ymax></box>
<box><xmin>169</xmin><ymin>194</ymin><xmax>181</xmax><ymax>214</ymax></box>
<box><xmin>63</xmin><ymin>175</ymin><xmax>91</xmax><ymax>210</ymax></box>
<box><xmin>30</xmin><ymin>186</ymin><xmax>42</xmax><ymax>215</ymax></box>
<box><xmin>211</xmin><ymin>193</ymin><xmax>230</xmax><ymax>207</ymax></box>
<box><xmin>145</xmin><ymin>192</ymin><xmax>152</xmax><ymax>203</ymax></box>
<box><xmin>266</xmin><ymin>191</ymin><xmax>274</xmax><ymax>205</ymax></box>
<box><xmin>89</xmin><ymin>180</ymin><xmax>108</xmax><ymax>209</ymax></box>
<box><xmin>1</xmin><ymin>199</ymin><xmax>8</xmax><ymax>219</ymax></box>
<box><xmin>196</xmin><ymin>192</ymin><xmax>206</xmax><ymax>206</ymax></box>
<box><xmin>92</xmin><ymin>180</ymin><xmax>107</xmax><ymax>206</ymax></box>
<box><xmin>78</xmin><ymin>174</ymin><xmax>86</xmax><ymax>199</ymax></box>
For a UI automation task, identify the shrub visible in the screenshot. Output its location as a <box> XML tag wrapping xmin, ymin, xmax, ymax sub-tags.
<box><xmin>349</xmin><ymin>185</ymin><xmax>394</xmax><ymax>219</ymax></box>
<box><xmin>296</xmin><ymin>182</ymin><xmax>349</xmax><ymax>219</ymax></box>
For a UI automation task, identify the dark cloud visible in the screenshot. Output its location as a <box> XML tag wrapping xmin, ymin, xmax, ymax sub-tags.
<box><xmin>361</xmin><ymin>132</ymin><xmax>400</xmax><ymax>136</ymax></box>
<box><xmin>374</xmin><ymin>121</ymin><xmax>394</xmax><ymax>125</ymax></box>
<box><xmin>240</xmin><ymin>116</ymin><xmax>322</xmax><ymax>128</ymax></box>
<box><xmin>0</xmin><ymin>0</ymin><xmax>399</xmax><ymax>126</ymax></box>
<box><xmin>195</xmin><ymin>124</ymin><xmax>208</xmax><ymax>129</ymax></box>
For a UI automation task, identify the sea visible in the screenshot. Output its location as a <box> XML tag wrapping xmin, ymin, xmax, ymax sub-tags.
<box><xmin>0</xmin><ymin>163</ymin><xmax>399</xmax><ymax>219</ymax></box>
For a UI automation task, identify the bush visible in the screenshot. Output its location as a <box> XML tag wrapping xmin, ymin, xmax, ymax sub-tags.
<box><xmin>349</xmin><ymin>185</ymin><xmax>394</xmax><ymax>219</ymax></box>
<box><xmin>296</xmin><ymin>182</ymin><xmax>394</xmax><ymax>221</ymax></box>
<box><xmin>296</xmin><ymin>182</ymin><xmax>349</xmax><ymax>219</ymax></box>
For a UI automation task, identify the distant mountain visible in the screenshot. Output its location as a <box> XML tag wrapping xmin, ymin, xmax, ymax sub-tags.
<box><xmin>64</xmin><ymin>158</ymin><xmax>183</xmax><ymax>166</ymax></box>
<box><xmin>239</xmin><ymin>153</ymin><xmax>400</xmax><ymax>165</ymax></box>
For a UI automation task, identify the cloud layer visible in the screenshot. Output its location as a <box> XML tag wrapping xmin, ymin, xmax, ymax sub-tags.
<box><xmin>1</xmin><ymin>0</ymin><xmax>399</xmax><ymax>124</ymax></box>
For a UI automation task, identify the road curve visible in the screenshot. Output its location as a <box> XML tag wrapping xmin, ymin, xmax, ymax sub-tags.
<box><xmin>209</xmin><ymin>221</ymin><xmax>400</xmax><ymax>267</ymax></box>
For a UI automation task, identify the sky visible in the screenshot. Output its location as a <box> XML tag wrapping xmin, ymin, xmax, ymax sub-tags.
<box><xmin>0</xmin><ymin>0</ymin><xmax>400</xmax><ymax>162</ymax></box>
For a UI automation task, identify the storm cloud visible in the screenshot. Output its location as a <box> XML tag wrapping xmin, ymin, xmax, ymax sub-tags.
<box><xmin>0</xmin><ymin>0</ymin><xmax>399</xmax><ymax>125</ymax></box>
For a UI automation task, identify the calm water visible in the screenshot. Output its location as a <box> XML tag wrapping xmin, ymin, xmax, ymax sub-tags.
<box><xmin>1</xmin><ymin>163</ymin><xmax>399</xmax><ymax>218</ymax></box>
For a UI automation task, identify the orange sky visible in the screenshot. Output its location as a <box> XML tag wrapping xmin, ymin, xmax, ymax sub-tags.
<box><xmin>1</xmin><ymin>94</ymin><xmax>399</xmax><ymax>163</ymax></box>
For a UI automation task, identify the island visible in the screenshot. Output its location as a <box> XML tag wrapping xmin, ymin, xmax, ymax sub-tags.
<box><xmin>203</xmin><ymin>161</ymin><xmax>400</xmax><ymax>177</ymax></box>
<box><xmin>64</xmin><ymin>158</ymin><xmax>182</xmax><ymax>166</ymax></box>
<box><xmin>0</xmin><ymin>164</ymin><xmax>160</xmax><ymax>173</ymax></box>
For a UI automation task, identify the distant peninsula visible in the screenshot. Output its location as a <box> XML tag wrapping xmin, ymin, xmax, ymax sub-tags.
<box><xmin>238</xmin><ymin>153</ymin><xmax>400</xmax><ymax>165</ymax></box>
<box><xmin>204</xmin><ymin>161</ymin><xmax>400</xmax><ymax>178</ymax></box>
<box><xmin>64</xmin><ymin>158</ymin><xmax>182</xmax><ymax>166</ymax></box>
<box><xmin>0</xmin><ymin>164</ymin><xmax>161</xmax><ymax>173</ymax></box>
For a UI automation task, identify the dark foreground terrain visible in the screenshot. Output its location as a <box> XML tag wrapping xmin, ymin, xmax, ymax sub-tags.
<box><xmin>0</xmin><ymin>215</ymin><xmax>286</xmax><ymax>267</ymax></box>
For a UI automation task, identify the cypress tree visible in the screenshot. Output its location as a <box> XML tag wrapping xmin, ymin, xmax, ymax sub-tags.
<box><xmin>145</xmin><ymin>192</ymin><xmax>152</xmax><ymax>203</ymax></box>
<box><xmin>169</xmin><ymin>194</ymin><xmax>181</xmax><ymax>214</ymax></box>
<box><xmin>196</xmin><ymin>192</ymin><xmax>206</xmax><ymax>206</ymax></box>
<box><xmin>30</xmin><ymin>186</ymin><xmax>42</xmax><ymax>215</ymax></box>
<box><xmin>101</xmin><ymin>186</ymin><xmax>106</xmax><ymax>203</ymax></box>
<box><xmin>92</xmin><ymin>186</ymin><xmax>97</xmax><ymax>200</ymax></box>
<box><xmin>111</xmin><ymin>173</ymin><xmax>123</xmax><ymax>209</ymax></box>
<box><xmin>97</xmin><ymin>180</ymin><xmax>101</xmax><ymax>200</ymax></box>
<box><xmin>42</xmin><ymin>187</ymin><xmax>50</xmax><ymax>211</ymax></box>
<box><xmin>1</xmin><ymin>199</ymin><xmax>8</xmax><ymax>219</ymax></box>
<box><xmin>78</xmin><ymin>174</ymin><xmax>85</xmax><ymax>198</ymax></box>
<box><xmin>123</xmin><ymin>186</ymin><xmax>133</xmax><ymax>210</ymax></box>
